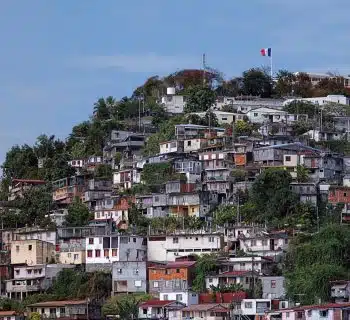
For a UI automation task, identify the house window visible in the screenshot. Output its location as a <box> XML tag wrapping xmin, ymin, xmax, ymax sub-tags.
<box><xmin>15</xmin><ymin>270</ymin><xmax>19</xmax><ymax>275</ymax></box>
<box><xmin>74</xmin><ymin>254</ymin><xmax>79</xmax><ymax>260</ymax></box>
<box><xmin>187</xmin><ymin>141</ymin><xmax>191</xmax><ymax>146</ymax></box>
<box><xmin>16</xmin><ymin>246</ymin><xmax>19</xmax><ymax>252</ymax></box>
<box><xmin>153</xmin><ymin>281</ymin><xmax>159</xmax><ymax>288</ymax></box>
<box><xmin>87</xmin><ymin>250</ymin><xmax>93</xmax><ymax>258</ymax></box>
<box><xmin>285</xmin><ymin>156</ymin><xmax>291</xmax><ymax>162</ymax></box>
<box><xmin>271</xmin><ymin>280</ymin><xmax>276</xmax><ymax>288</ymax></box>
<box><xmin>49</xmin><ymin>308</ymin><xmax>56</xmax><ymax>315</ymax></box>
<box><xmin>262</xmin><ymin>240</ymin><xmax>268</xmax><ymax>246</ymax></box>
<box><xmin>60</xmin><ymin>308</ymin><xmax>65</xmax><ymax>315</ymax></box>
<box><xmin>173</xmin><ymin>237</ymin><xmax>179</xmax><ymax>244</ymax></box>
<box><xmin>104</xmin><ymin>249</ymin><xmax>109</xmax><ymax>257</ymax></box>
<box><xmin>133</xmin><ymin>238</ymin><xmax>136</xmax><ymax>243</ymax></box>
<box><xmin>68</xmin><ymin>253</ymin><xmax>72</xmax><ymax>258</ymax></box>
<box><xmin>297</xmin><ymin>311</ymin><xmax>303</xmax><ymax>318</ymax></box>
<box><xmin>143</xmin><ymin>309</ymin><xmax>147</xmax><ymax>315</ymax></box>
<box><xmin>222</xmin><ymin>117</ymin><xmax>228</xmax><ymax>121</ymax></box>
<box><xmin>319</xmin><ymin>310</ymin><xmax>328</xmax><ymax>318</ymax></box>
<box><xmin>176</xmin><ymin>269</ymin><xmax>180</xmax><ymax>273</ymax></box>
<box><xmin>209</xmin><ymin>278</ymin><xmax>213</xmax><ymax>283</ymax></box>
<box><xmin>254</xmin><ymin>113</ymin><xmax>258</xmax><ymax>117</ymax></box>
<box><xmin>89</xmin><ymin>238</ymin><xmax>94</xmax><ymax>244</ymax></box>
<box><xmin>27</xmin><ymin>269</ymin><xmax>32</xmax><ymax>274</ymax></box>
<box><xmin>251</xmin><ymin>240</ymin><xmax>256</xmax><ymax>246</ymax></box>
<box><xmin>344</xmin><ymin>193</ymin><xmax>347</xmax><ymax>197</ymax></box>
<box><xmin>245</xmin><ymin>302</ymin><xmax>252</xmax><ymax>308</ymax></box>
<box><xmin>28</xmin><ymin>245</ymin><xmax>32</xmax><ymax>251</ymax></box>
<box><xmin>286</xmin><ymin>312</ymin><xmax>290</xmax><ymax>318</ymax></box>
<box><xmin>176</xmin><ymin>294</ymin><xmax>183</xmax><ymax>301</ymax></box>
<box><xmin>95</xmin><ymin>249</ymin><xmax>101</xmax><ymax>257</ymax></box>
<box><xmin>163</xmin><ymin>294</ymin><xmax>168</xmax><ymax>300</ymax></box>
<box><xmin>195</xmin><ymin>237</ymin><xmax>198</xmax><ymax>241</ymax></box>
<box><xmin>134</xmin><ymin>269</ymin><xmax>139</xmax><ymax>275</ymax></box>
<box><xmin>209</xmin><ymin>237</ymin><xmax>214</xmax><ymax>242</ymax></box>
<box><xmin>117</xmin><ymin>268</ymin><xmax>122</xmax><ymax>274</ymax></box>
<box><xmin>134</xmin><ymin>280</ymin><xmax>142</xmax><ymax>287</ymax></box>
<box><xmin>112</xmin><ymin>249</ymin><xmax>117</xmax><ymax>256</ymax></box>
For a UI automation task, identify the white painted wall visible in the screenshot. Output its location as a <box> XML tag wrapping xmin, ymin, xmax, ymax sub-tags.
<box><xmin>160</xmin><ymin>291</ymin><xmax>198</xmax><ymax>306</ymax></box>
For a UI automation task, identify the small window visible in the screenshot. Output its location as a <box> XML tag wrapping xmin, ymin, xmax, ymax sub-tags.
<box><xmin>133</xmin><ymin>238</ymin><xmax>136</xmax><ymax>243</ymax></box>
<box><xmin>271</xmin><ymin>280</ymin><xmax>276</xmax><ymax>288</ymax></box>
<box><xmin>153</xmin><ymin>281</ymin><xmax>159</xmax><ymax>288</ymax></box>
<box><xmin>222</xmin><ymin>117</ymin><xmax>228</xmax><ymax>121</ymax></box>
<box><xmin>163</xmin><ymin>294</ymin><xmax>168</xmax><ymax>300</ymax></box>
<box><xmin>67</xmin><ymin>253</ymin><xmax>71</xmax><ymax>258</ymax></box>
<box><xmin>74</xmin><ymin>254</ymin><xmax>79</xmax><ymax>260</ymax></box>
<box><xmin>173</xmin><ymin>237</ymin><xmax>178</xmax><ymax>244</ymax></box>
<box><xmin>245</xmin><ymin>302</ymin><xmax>252</xmax><ymax>308</ymax></box>
<box><xmin>60</xmin><ymin>308</ymin><xmax>65</xmax><ymax>315</ymax></box>
<box><xmin>134</xmin><ymin>269</ymin><xmax>139</xmax><ymax>275</ymax></box>
<box><xmin>286</xmin><ymin>312</ymin><xmax>290</xmax><ymax>318</ymax></box>
<box><xmin>87</xmin><ymin>250</ymin><xmax>93</xmax><ymax>258</ymax></box>
<box><xmin>176</xmin><ymin>268</ymin><xmax>180</xmax><ymax>273</ymax></box>
<box><xmin>15</xmin><ymin>269</ymin><xmax>19</xmax><ymax>275</ymax></box>
<box><xmin>143</xmin><ymin>309</ymin><xmax>147</xmax><ymax>315</ymax></box>
<box><xmin>176</xmin><ymin>294</ymin><xmax>182</xmax><ymax>301</ymax></box>
<box><xmin>112</xmin><ymin>249</ymin><xmax>117</xmax><ymax>256</ymax></box>
<box><xmin>95</xmin><ymin>249</ymin><xmax>101</xmax><ymax>257</ymax></box>
<box><xmin>285</xmin><ymin>156</ymin><xmax>291</xmax><ymax>162</ymax></box>
<box><xmin>209</xmin><ymin>278</ymin><xmax>213</xmax><ymax>283</ymax></box>
<box><xmin>28</xmin><ymin>245</ymin><xmax>32</xmax><ymax>251</ymax></box>
<box><xmin>319</xmin><ymin>310</ymin><xmax>328</xmax><ymax>318</ymax></box>
<box><xmin>195</xmin><ymin>237</ymin><xmax>198</xmax><ymax>241</ymax></box>
<box><xmin>254</xmin><ymin>113</ymin><xmax>258</xmax><ymax>117</ymax></box>
<box><xmin>344</xmin><ymin>193</ymin><xmax>347</xmax><ymax>197</ymax></box>
<box><xmin>187</xmin><ymin>141</ymin><xmax>191</xmax><ymax>146</ymax></box>
<box><xmin>89</xmin><ymin>238</ymin><xmax>94</xmax><ymax>245</ymax></box>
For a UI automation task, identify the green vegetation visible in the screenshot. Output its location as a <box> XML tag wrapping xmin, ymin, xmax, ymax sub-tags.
<box><xmin>284</xmin><ymin>224</ymin><xmax>350</xmax><ymax>305</ymax></box>
<box><xmin>65</xmin><ymin>198</ymin><xmax>92</xmax><ymax>227</ymax></box>
<box><xmin>192</xmin><ymin>254</ymin><xmax>218</xmax><ymax>293</ymax></box>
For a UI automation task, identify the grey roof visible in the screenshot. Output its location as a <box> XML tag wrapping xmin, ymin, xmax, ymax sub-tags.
<box><xmin>254</xmin><ymin>142</ymin><xmax>322</xmax><ymax>153</ymax></box>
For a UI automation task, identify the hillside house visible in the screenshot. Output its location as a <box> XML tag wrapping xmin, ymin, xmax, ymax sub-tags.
<box><xmin>6</xmin><ymin>264</ymin><xmax>74</xmax><ymax>300</ymax></box>
<box><xmin>175</xmin><ymin>124</ymin><xmax>225</xmax><ymax>140</ymax></box>
<box><xmin>260</xmin><ymin>276</ymin><xmax>286</xmax><ymax>299</ymax></box>
<box><xmin>219</xmin><ymin>256</ymin><xmax>273</xmax><ymax>275</ymax></box>
<box><xmin>52</xmin><ymin>176</ymin><xmax>85</xmax><ymax>205</ymax></box>
<box><xmin>112</xmin><ymin>261</ymin><xmax>147</xmax><ymax>295</ymax></box>
<box><xmin>159</xmin><ymin>140</ymin><xmax>184</xmax><ymax>155</ymax></box>
<box><xmin>27</xmin><ymin>300</ymin><xmax>101</xmax><ymax>320</ymax></box>
<box><xmin>161</xmin><ymin>94</ymin><xmax>186</xmax><ymax>113</ymax></box>
<box><xmin>147</xmin><ymin>233</ymin><xmax>223</xmax><ymax>262</ymax></box>
<box><xmin>11</xmin><ymin>240</ymin><xmax>56</xmax><ymax>265</ymax></box>
<box><xmin>331</xmin><ymin>280</ymin><xmax>350</xmax><ymax>303</ymax></box>
<box><xmin>84</xmin><ymin>179</ymin><xmax>112</xmax><ymax>209</ymax></box>
<box><xmin>246</xmin><ymin>107</ymin><xmax>306</xmax><ymax>124</ymax></box>
<box><xmin>8</xmin><ymin>179</ymin><xmax>46</xmax><ymax>201</ymax></box>
<box><xmin>149</xmin><ymin>261</ymin><xmax>196</xmax><ymax>303</ymax></box>
<box><xmin>14</xmin><ymin>227</ymin><xmax>57</xmax><ymax>246</ymax></box>
<box><xmin>85</xmin><ymin>235</ymin><xmax>147</xmax><ymax>271</ymax></box>
<box><xmin>180</xmin><ymin>303</ymin><xmax>230</xmax><ymax>320</ymax></box>
<box><xmin>290</xmin><ymin>182</ymin><xmax>318</xmax><ymax>205</ymax></box>
<box><xmin>139</xmin><ymin>300</ymin><xmax>185</xmax><ymax>320</ymax></box>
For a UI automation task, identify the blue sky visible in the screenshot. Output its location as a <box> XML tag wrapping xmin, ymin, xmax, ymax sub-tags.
<box><xmin>0</xmin><ymin>0</ymin><xmax>348</xmax><ymax>163</ymax></box>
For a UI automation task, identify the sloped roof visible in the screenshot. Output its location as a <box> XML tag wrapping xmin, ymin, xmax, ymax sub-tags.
<box><xmin>139</xmin><ymin>300</ymin><xmax>181</xmax><ymax>308</ymax></box>
<box><xmin>27</xmin><ymin>300</ymin><xmax>87</xmax><ymax>307</ymax></box>
<box><xmin>182</xmin><ymin>303</ymin><xmax>230</xmax><ymax>312</ymax></box>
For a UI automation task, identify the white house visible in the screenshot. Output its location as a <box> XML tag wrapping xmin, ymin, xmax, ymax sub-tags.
<box><xmin>189</xmin><ymin>111</ymin><xmax>245</xmax><ymax>124</ymax></box>
<box><xmin>139</xmin><ymin>300</ymin><xmax>185</xmax><ymax>320</ymax></box>
<box><xmin>14</xmin><ymin>228</ymin><xmax>57</xmax><ymax>246</ymax></box>
<box><xmin>113</xmin><ymin>168</ymin><xmax>141</xmax><ymax>190</ymax></box>
<box><xmin>159</xmin><ymin>291</ymin><xmax>199</xmax><ymax>306</ymax></box>
<box><xmin>94</xmin><ymin>208</ymin><xmax>128</xmax><ymax>223</ymax></box>
<box><xmin>161</xmin><ymin>95</ymin><xmax>186</xmax><ymax>114</ymax></box>
<box><xmin>184</xmin><ymin>138</ymin><xmax>207</xmax><ymax>153</ymax></box>
<box><xmin>85</xmin><ymin>235</ymin><xmax>147</xmax><ymax>264</ymax></box>
<box><xmin>283</xmin><ymin>94</ymin><xmax>350</xmax><ymax>106</ymax></box>
<box><xmin>246</xmin><ymin>107</ymin><xmax>303</xmax><ymax>124</ymax></box>
<box><xmin>159</xmin><ymin>140</ymin><xmax>184</xmax><ymax>155</ymax></box>
<box><xmin>239</xmin><ymin>299</ymin><xmax>272</xmax><ymax>316</ymax></box>
<box><xmin>222</xmin><ymin>256</ymin><xmax>272</xmax><ymax>274</ymax></box>
<box><xmin>147</xmin><ymin>233</ymin><xmax>223</xmax><ymax>262</ymax></box>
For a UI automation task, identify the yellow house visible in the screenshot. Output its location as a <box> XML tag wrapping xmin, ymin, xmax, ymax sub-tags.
<box><xmin>11</xmin><ymin>240</ymin><xmax>56</xmax><ymax>265</ymax></box>
<box><xmin>59</xmin><ymin>251</ymin><xmax>86</xmax><ymax>265</ymax></box>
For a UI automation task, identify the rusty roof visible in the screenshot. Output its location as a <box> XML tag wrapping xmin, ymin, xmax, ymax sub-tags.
<box><xmin>27</xmin><ymin>300</ymin><xmax>87</xmax><ymax>307</ymax></box>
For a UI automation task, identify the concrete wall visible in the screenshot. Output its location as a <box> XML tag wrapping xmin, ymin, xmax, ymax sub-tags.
<box><xmin>112</xmin><ymin>261</ymin><xmax>147</xmax><ymax>294</ymax></box>
<box><xmin>11</xmin><ymin>240</ymin><xmax>56</xmax><ymax>265</ymax></box>
<box><xmin>261</xmin><ymin>276</ymin><xmax>286</xmax><ymax>299</ymax></box>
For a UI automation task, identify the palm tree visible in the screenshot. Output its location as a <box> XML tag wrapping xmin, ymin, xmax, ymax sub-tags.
<box><xmin>93</xmin><ymin>96</ymin><xmax>116</xmax><ymax>121</ymax></box>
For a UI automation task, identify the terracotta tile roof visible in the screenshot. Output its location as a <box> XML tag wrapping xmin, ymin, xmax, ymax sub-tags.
<box><xmin>27</xmin><ymin>300</ymin><xmax>87</xmax><ymax>307</ymax></box>
<box><xmin>182</xmin><ymin>303</ymin><xmax>230</xmax><ymax>312</ymax></box>
<box><xmin>139</xmin><ymin>300</ymin><xmax>177</xmax><ymax>308</ymax></box>
<box><xmin>0</xmin><ymin>311</ymin><xmax>17</xmax><ymax>316</ymax></box>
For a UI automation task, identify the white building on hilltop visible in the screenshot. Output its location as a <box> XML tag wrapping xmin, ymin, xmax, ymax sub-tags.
<box><xmin>283</xmin><ymin>94</ymin><xmax>350</xmax><ymax>106</ymax></box>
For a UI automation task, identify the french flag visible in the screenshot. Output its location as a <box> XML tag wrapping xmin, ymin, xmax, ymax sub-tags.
<box><xmin>260</xmin><ymin>48</ymin><xmax>272</xmax><ymax>57</ymax></box>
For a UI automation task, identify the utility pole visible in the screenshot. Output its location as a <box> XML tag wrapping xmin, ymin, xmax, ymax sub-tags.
<box><xmin>202</xmin><ymin>53</ymin><xmax>206</xmax><ymax>87</ymax></box>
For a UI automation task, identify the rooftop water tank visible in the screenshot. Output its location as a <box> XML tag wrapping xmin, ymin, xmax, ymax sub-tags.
<box><xmin>167</xmin><ymin>87</ymin><xmax>175</xmax><ymax>95</ymax></box>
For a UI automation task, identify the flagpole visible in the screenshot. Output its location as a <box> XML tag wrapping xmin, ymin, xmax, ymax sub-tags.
<box><xmin>270</xmin><ymin>54</ymin><xmax>273</xmax><ymax>79</ymax></box>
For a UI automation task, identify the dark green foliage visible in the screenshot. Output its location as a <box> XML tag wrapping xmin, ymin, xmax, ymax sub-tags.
<box><xmin>141</xmin><ymin>163</ymin><xmax>173</xmax><ymax>186</ymax></box>
<box><xmin>65</xmin><ymin>199</ymin><xmax>92</xmax><ymax>227</ymax></box>
<box><xmin>283</xmin><ymin>101</ymin><xmax>318</xmax><ymax>118</ymax></box>
<box><xmin>250</xmin><ymin>168</ymin><xmax>296</xmax><ymax>221</ymax></box>
<box><xmin>284</xmin><ymin>224</ymin><xmax>350</xmax><ymax>305</ymax></box>
<box><xmin>94</xmin><ymin>164</ymin><xmax>113</xmax><ymax>180</ymax></box>
<box><xmin>213</xmin><ymin>205</ymin><xmax>237</xmax><ymax>225</ymax></box>
<box><xmin>192</xmin><ymin>254</ymin><xmax>218</xmax><ymax>293</ymax></box>
<box><xmin>242</xmin><ymin>68</ymin><xmax>272</xmax><ymax>97</ymax></box>
<box><xmin>184</xmin><ymin>86</ymin><xmax>217</xmax><ymax>113</ymax></box>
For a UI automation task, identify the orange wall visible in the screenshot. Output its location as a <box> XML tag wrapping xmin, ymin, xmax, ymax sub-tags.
<box><xmin>149</xmin><ymin>267</ymin><xmax>189</xmax><ymax>281</ymax></box>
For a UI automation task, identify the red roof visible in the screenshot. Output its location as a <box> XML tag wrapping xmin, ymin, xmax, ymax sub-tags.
<box><xmin>139</xmin><ymin>300</ymin><xmax>176</xmax><ymax>308</ymax></box>
<box><xmin>218</xmin><ymin>270</ymin><xmax>250</xmax><ymax>277</ymax></box>
<box><xmin>0</xmin><ymin>311</ymin><xmax>16</xmax><ymax>316</ymax></box>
